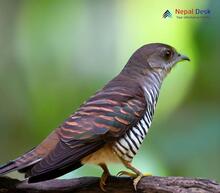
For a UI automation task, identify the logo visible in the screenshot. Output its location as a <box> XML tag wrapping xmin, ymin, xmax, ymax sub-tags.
<box><xmin>162</xmin><ymin>9</ymin><xmax>211</xmax><ymax>19</ymax></box>
<box><xmin>175</xmin><ymin>9</ymin><xmax>211</xmax><ymax>19</ymax></box>
<box><xmin>162</xmin><ymin>10</ymin><xmax>172</xmax><ymax>18</ymax></box>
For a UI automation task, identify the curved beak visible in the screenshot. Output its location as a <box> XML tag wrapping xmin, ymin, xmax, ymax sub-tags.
<box><xmin>178</xmin><ymin>54</ymin><xmax>190</xmax><ymax>62</ymax></box>
<box><xmin>170</xmin><ymin>53</ymin><xmax>190</xmax><ymax>69</ymax></box>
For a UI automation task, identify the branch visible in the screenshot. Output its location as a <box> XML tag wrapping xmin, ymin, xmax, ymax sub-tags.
<box><xmin>0</xmin><ymin>176</ymin><xmax>220</xmax><ymax>193</ymax></box>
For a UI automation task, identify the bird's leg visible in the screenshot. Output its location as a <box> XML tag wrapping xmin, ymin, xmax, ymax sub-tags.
<box><xmin>117</xmin><ymin>159</ymin><xmax>148</xmax><ymax>190</ymax></box>
<box><xmin>99</xmin><ymin>163</ymin><xmax>110</xmax><ymax>191</ymax></box>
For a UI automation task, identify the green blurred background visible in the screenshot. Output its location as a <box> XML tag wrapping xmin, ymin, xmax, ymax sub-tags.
<box><xmin>0</xmin><ymin>0</ymin><xmax>219</xmax><ymax>181</ymax></box>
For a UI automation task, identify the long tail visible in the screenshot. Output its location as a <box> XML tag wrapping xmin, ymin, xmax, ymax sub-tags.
<box><xmin>0</xmin><ymin>129</ymin><xmax>60</xmax><ymax>176</ymax></box>
<box><xmin>0</xmin><ymin>147</ymin><xmax>41</xmax><ymax>175</ymax></box>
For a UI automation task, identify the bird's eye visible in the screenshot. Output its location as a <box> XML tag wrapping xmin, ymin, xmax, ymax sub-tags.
<box><xmin>164</xmin><ymin>50</ymin><xmax>172</xmax><ymax>60</ymax></box>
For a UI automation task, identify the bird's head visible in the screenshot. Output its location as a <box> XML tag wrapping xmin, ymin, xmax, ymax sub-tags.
<box><xmin>125</xmin><ymin>43</ymin><xmax>190</xmax><ymax>75</ymax></box>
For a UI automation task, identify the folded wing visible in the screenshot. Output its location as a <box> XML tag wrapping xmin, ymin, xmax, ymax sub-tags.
<box><xmin>29</xmin><ymin>86</ymin><xmax>146</xmax><ymax>182</ymax></box>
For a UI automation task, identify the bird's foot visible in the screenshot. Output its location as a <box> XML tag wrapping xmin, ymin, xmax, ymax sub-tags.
<box><xmin>99</xmin><ymin>163</ymin><xmax>110</xmax><ymax>192</ymax></box>
<box><xmin>100</xmin><ymin>171</ymin><xmax>110</xmax><ymax>191</ymax></box>
<box><xmin>117</xmin><ymin>171</ymin><xmax>150</xmax><ymax>190</ymax></box>
<box><xmin>117</xmin><ymin>170</ymin><xmax>151</xmax><ymax>177</ymax></box>
<box><xmin>117</xmin><ymin>171</ymin><xmax>147</xmax><ymax>190</ymax></box>
<box><xmin>116</xmin><ymin>158</ymin><xmax>151</xmax><ymax>190</ymax></box>
<box><xmin>133</xmin><ymin>173</ymin><xmax>144</xmax><ymax>190</ymax></box>
<box><xmin>117</xmin><ymin>170</ymin><xmax>137</xmax><ymax>177</ymax></box>
<box><xmin>132</xmin><ymin>172</ymin><xmax>151</xmax><ymax>190</ymax></box>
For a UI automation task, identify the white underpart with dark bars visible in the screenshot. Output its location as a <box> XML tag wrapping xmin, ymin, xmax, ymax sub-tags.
<box><xmin>113</xmin><ymin>86</ymin><xmax>158</xmax><ymax>162</ymax></box>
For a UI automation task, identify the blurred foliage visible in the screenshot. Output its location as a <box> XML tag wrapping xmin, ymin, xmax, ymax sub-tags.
<box><xmin>0</xmin><ymin>0</ymin><xmax>219</xmax><ymax>181</ymax></box>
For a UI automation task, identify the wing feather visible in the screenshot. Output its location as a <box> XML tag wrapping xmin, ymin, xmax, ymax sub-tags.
<box><xmin>29</xmin><ymin>85</ymin><xmax>146</xmax><ymax>181</ymax></box>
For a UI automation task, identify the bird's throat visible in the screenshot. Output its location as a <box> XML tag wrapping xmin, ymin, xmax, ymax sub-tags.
<box><xmin>141</xmin><ymin>69</ymin><xmax>164</xmax><ymax>105</ymax></box>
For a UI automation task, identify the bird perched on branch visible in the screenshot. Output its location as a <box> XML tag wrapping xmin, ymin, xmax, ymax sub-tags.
<box><xmin>0</xmin><ymin>43</ymin><xmax>190</xmax><ymax>191</ymax></box>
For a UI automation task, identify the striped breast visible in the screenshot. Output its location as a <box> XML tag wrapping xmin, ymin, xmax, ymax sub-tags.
<box><xmin>113</xmin><ymin>103</ymin><xmax>155</xmax><ymax>162</ymax></box>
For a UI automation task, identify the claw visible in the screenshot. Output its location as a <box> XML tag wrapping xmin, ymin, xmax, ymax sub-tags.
<box><xmin>100</xmin><ymin>179</ymin><xmax>107</xmax><ymax>192</ymax></box>
<box><xmin>99</xmin><ymin>163</ymin><xmax>110</xmax><ymax>192</ymax></box>
<box><xmin>99</xmin><ymin>172</ymin><xmax>108</xmax><ymax>191</ymax></box>
<box><xmin>133</xmin><ymin>173</ymin><xmax>143</xmax><ymax>190</ymax></box>
<box><xmin>117</xmin><ymin>171</ymin><xmax>144</xmax><ymax>190</ymax></box>
<box><xmin>117</xmin><ymin>170</ymin><xmax>137</xmax><ymax>177</ymax></box>
<box><xmin>115</xmin><ymin>158</ymin><xmax>149</xmax><ymax>190</ymax></box>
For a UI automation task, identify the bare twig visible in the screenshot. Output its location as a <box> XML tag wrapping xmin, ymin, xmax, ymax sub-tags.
<box><xmin>0</xmin><ymin>176</ymin><xmax>219</xmax><ymax>193</ymax></box>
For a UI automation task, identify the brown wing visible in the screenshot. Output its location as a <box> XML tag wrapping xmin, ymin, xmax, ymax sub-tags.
<box><xmin>29</xmin><ymin>85</ymin><xmax>146</xmax><ymax>182</ymax></box>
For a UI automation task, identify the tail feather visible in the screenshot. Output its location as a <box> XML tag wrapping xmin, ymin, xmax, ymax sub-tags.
<box><xmin>28</xmin><ymin>161</ymin><xmax>83</xmax><ymax>183</ymax></box>
<box><xmin>0</xmin><ymin>160</ymin><xmax>17</xmax><ymax>175</ymax></box>
<box><xmin>0</xmin><ymin>148</ymin><xmax>41</xmax><ymax>175</ymax></box>
<box><xmin>0</xmin><ymin>129</ymin><xmax>60</xmax><ymax>176</ymax></box>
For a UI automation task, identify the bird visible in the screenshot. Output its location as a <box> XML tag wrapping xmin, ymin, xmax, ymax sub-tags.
<box><xmin>0</xmin><ymin>43</ymin><xmax>190</xmax><ymax>191</ymax></box>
